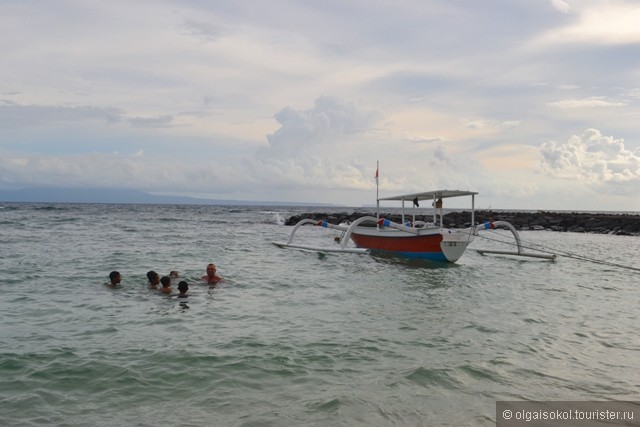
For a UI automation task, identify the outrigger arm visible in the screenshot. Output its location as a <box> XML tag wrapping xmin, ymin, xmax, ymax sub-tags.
<box><xmin>475</xmin><ymin>221</ymin><xmax>556</xmax><ymax>260</ymax></box>
<box><xmin>273</xmin><ymin>217</ymin><xmax>375</xmax><ymax>254</ymax></box>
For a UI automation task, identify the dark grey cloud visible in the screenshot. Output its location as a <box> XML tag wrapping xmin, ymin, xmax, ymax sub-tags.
<box><xmin>0</xmin><ymin>102</ymin><xmax>178</xmax><ymax>130</ymax></box>
<box><xmin>180</xmin><ymin>19</ymin><xmax>228</xmax><ymax>42</ymax></box>
<box><xmin>0</xmin><ymin>102</ymin><xmax>122</xmax><ymax>129</ymax></box>
<box><xmin>127</xmin><ymin>115</ymin><xmax>174</xmax><ymax>128</ymax></box>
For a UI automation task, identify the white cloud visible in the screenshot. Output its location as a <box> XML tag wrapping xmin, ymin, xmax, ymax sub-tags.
<box><xmin>550</xmin><ymin>0</ymin><xmax>571</xmax><ymax>14</ymax></box>
<box><xmin>535</xmin><ymin>2</ymin><xmax>640</xmax><ymax>46</ymax></box>
<box><xmin>243</xmin><ymin>156</ymin><xmax>375</xmax><ymax>192</ymax></box>
<box><xmin>462</xmin><ymin>119</ymin><xmax>521</xmax><ymax>130</ymax></box>
<box><xmin>547</xmin><ymin>97</ymin><xmax>627</xmax><ymax>108</ymax></box>
<box><xmin>540</xmin><ymin>129</ymin><xmax>640</xmax><ymax>186</ymax></box>
<box><xmin>260</xmin><ymin>96</ymin><xmax>381</xmax><ymax>158</ymax></box>
<box><xmin>409</xmin><ymin>136</ymin><xmax>446</xmax><ymax>144</ymax></box>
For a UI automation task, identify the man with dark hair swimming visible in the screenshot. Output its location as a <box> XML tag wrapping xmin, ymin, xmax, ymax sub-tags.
<box><xmin>159</xmin><ymin>276</ymin><xmax>172</xmax><ymax>294</ymax></box>
<box><xmin>107</xmin><ymin>271</ymin><xmax>121</xmax><ymax>288</ymax></box>
<box><xmin>201</xmin><ymin>263</ymin><xmax>222</xmax><ymax>285</ymax></box>
<box><xmin>146</xmin><ymin>271</ymin><xmax>160</xmax><ymax>289</ymax></box>
<box><xmin>177</xmin><ymin>281</ymin><xmax>189</xmax><ymax>298</ymax></box>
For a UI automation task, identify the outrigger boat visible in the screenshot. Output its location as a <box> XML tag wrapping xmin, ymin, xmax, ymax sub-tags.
<box><xmin>273</xmin><ymin>189</ymin><xmax>555</xmax><ymax>263</ymax></box>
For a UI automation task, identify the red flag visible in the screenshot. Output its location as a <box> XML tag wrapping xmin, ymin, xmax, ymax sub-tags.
<box><xmin>375</xmin><ymin>166</ymin><xmax>379</xmax><ymax>179</ymax></box>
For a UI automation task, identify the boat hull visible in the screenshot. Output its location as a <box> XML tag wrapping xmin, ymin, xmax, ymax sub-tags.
<box><xmin>350</xmin><ymin>226</ymin><xmax>472</xmax><ymax>262</ymax></box>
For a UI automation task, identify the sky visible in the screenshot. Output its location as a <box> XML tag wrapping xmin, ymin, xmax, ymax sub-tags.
<box><xmin>1</xmin><ymin>0</ymin><xmax>639</xmax><ymax>211</ymax></box>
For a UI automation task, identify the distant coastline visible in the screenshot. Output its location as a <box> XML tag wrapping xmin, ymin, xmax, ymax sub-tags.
<box><xmin>0</xmin><ymin>187</ymin><xmax>336</xmax><ymax>207</ymax></box>
<box><xmin>1</xmin><ymin>188</ymin><xmax>638</xmax><ymax>220</ymax></box>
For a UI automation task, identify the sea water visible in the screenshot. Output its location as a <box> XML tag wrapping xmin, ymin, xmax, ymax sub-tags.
<box><xmin>0</xmin><ymin>203</ymin><xmax>638</xmax><ymax>426</ymax></box>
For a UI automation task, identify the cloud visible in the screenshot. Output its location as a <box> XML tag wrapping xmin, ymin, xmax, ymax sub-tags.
<box><xmin>431</xmin><ymin>145</ymin><xmax>451</xmax><ymax>166</ymax></box>
<box><xmin>242</xmin><ymin>156</ymin><xmax>375</xmax><ymax>192</ymax></box>
<box><xmin>462</xmin><ymin>119</ymin><xmax>521</xmax><ymax>130</ymax></box>
<box><xmin>540</xmin><ymin>129</ymin><xmax>640</xmax><ymax>186</ymax></box>
<box><xmin>127</xmin><ymin>115</ymin><xmax>174</xmax><ymax>128</ymax></box>
<box><xmin>409</xmin><ymin>136</ymin><xmax>446</xmax><ymax>144</ymax></box>
<box><xmin>0</xmin><ymin>151</ymin><xmax>245</xmax><ymax>194</ymax></box>
<box><xmin>549</xmin><ymin>0</ymin><xmax>571</xmax><ymax>14</ymax></box>
<box><xmin>0</xmin><ymin>101</ymin><xmax>176</xmax><ymax>129</ymax></box>
<box><xmin>247</xmin><ymin>96</ymin><xmax>382</xmax><ymax>193</ymax></box>
<box><xmin>534</xmin><ymin>2</ymin><xmax>640</xmax><ymax>46</ymax></box>
<box><xmin>0</xmin><ymin>102</ymin><xmax>122</xmax><ymax>128</ymax></box>
<box><xmin>547</xmin><ymin>97</ymin><xmax>627</xmax><ymax>108</ymax></box>
<box><xmin>261</xmin><ymin>96</ymin><xmax>381</xmax><ymax>158</ymax></box>
<box><xmin>180</xmin><ymin>19</ymin><xmax>228</xmax><ymax>43</ymax></box>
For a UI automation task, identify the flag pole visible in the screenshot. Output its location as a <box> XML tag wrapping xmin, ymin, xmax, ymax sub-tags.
<box><xmin>375</xmin><ymin>160</ymin><xmax>379</xmax><ymax>220</ymax></box>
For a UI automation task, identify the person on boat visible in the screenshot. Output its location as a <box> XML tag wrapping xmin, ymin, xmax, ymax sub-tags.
<box><xmin>202</xmin><ymin>263</ymin><xmax>222</xmax><ymax>285</ymax></box>
<box><xmin>146</xmin><ymin>270</ymin><xmax>160</xmax><ymax>289</ymax></box>
<box><xmin>159</xmin><ymin>276</ymin><xmax>172</xmax><ymax>294</ymax></box>
<box><xmin>106</xmin><ymin>271</ymin><xmax>121</xmax><ymax>288</ymax></box>
<box><xmin>176</xmin><ymin>281</ymin><xmax>189</xmax><ymax>298</ymax></box>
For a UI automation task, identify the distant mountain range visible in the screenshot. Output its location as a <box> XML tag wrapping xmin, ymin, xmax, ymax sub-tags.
<box><xmin>0</xmin><ymin>188</ymin><xmax>336</xmax><ymax>206</ymax></box>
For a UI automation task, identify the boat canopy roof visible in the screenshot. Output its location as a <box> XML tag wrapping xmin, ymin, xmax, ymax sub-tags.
<box><xmin>378</xmin><ymin>189</ymin><xmax>477</xmax><ymax>202</ymax></box>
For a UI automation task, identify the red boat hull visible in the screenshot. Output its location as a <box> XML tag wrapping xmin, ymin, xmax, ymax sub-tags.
<box><xmin>350</xmin><ymin>231</ymin><xmax>447</xmax><ymax>261</ymax></box>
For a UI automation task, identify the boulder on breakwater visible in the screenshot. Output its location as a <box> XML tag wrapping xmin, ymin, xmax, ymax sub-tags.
<box><xmin>285</xmin><ymin>210</ymin><xmax>640</xmax><ymax>236</ymax></box>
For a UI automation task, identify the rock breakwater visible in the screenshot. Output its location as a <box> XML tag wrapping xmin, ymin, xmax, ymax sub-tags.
<box><xmin>285</xmin><ymin>210</ymin><xmax>640</xmax><ymax>236</ymax></box>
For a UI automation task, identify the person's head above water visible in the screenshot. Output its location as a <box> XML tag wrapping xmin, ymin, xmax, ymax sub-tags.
<box><xmin>202</xmin><ymin>263</ymin><xmax>222</xmax><ymax>284</ymax></box>
<box><xmin>160</xmin><ymin>276</ymin><xmax>171</xmax><ymax>288</ymax></box>
<box><xmin>146</xmin><ymin>271</ymin><xmax>160</xmax><ymax>286</ymax></box>
<box><xmin>107</xmin><ymin>271</ymin><xmax>121</xmax><ymax>287</ymax></box>
<box><xmin>178</xmin><ymin>281</ymin><xmax>188</xmax><ymax>293</ymax></box>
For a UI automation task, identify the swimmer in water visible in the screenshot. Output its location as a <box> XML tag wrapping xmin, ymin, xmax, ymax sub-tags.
<box><xmin>177</xmin><ymin>281</ymin><xmax>189</xmax><ymax>298</ymax></box>
<box><xmin>201</xmin><ymin>263</ymin><xmax>222</xmax><ymax>285</ymax></box>
<box><xmin>106</xmin><ymin>271</ymin><xmax>121</xmax><ymax>288</ymax></box>
<box><xmin>159</xmin><ymin>276</ymin><xmax>172</xmax><ymax>294</ymax></box>
<box><xmin>146</xmin><ymin>271</ymin><xmax>160</xmax><ymax>289</ymax></box>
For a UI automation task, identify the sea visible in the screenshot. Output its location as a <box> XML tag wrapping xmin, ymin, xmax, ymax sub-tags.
<box><xmin>0</xmin><ymin>203</ymin><xmax>638</xmax><ymax>426</ymax></box>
